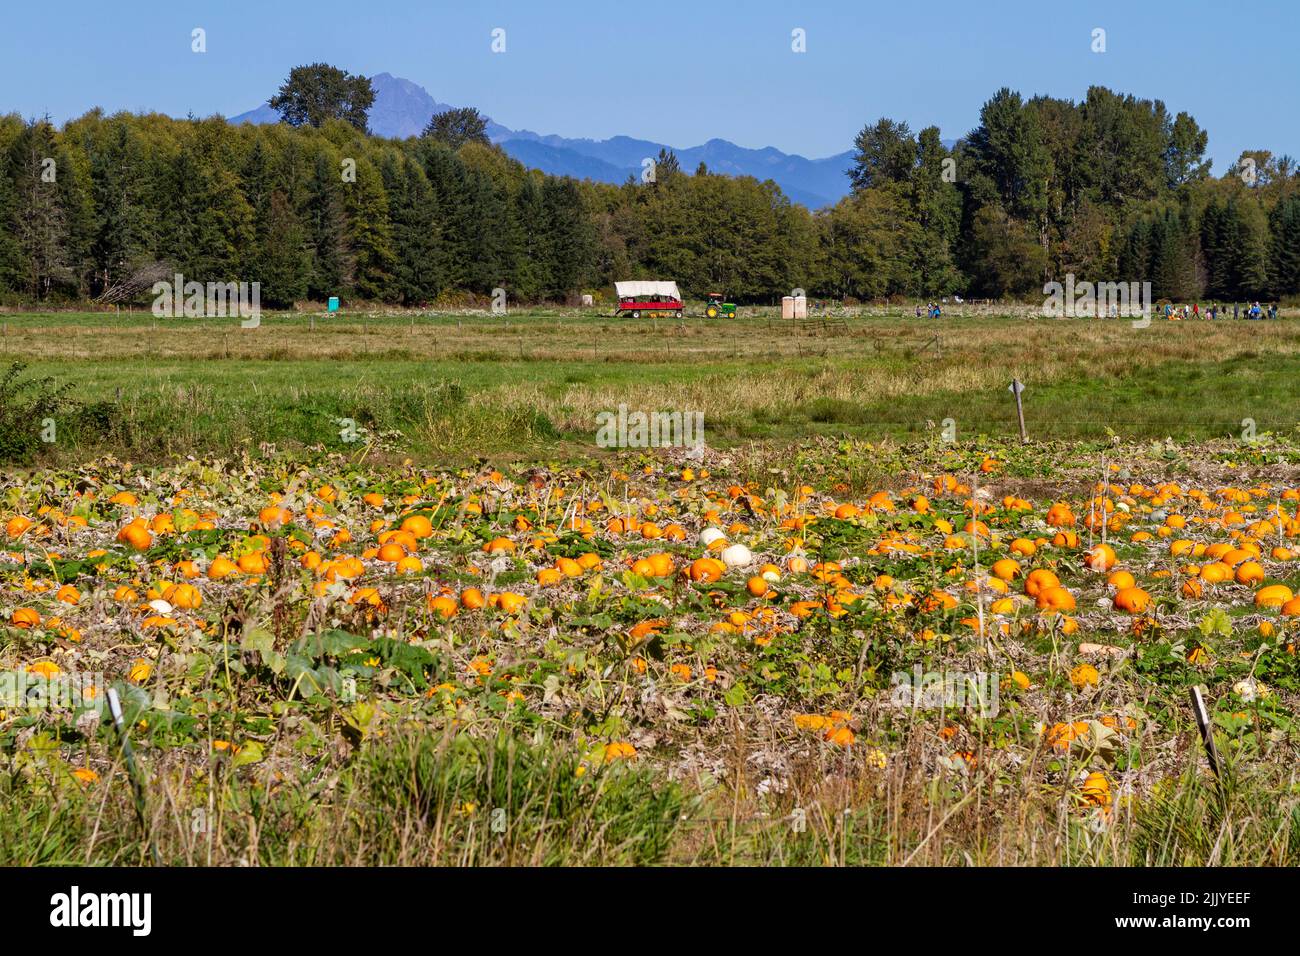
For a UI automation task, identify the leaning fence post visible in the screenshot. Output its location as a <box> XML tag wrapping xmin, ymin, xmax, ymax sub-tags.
<box><xmin>107</xmin><ymin>687</ymin><xmax>160</xmax><ymax>864</ymax></box>
<box><xmin>1190</xmin><ymin>685</ymin><xmax>1222</xmax><ymax>783</ymax></box>
<box><xmin>1008</xmin><ymin>379</ymin><xmax>1028</xmax><ymax>443</ymax></box>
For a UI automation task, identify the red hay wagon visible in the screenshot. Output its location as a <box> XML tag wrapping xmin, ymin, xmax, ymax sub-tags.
<box><xmin>614</xmin><ymin>280</ymin><xmax>683</xmax><ymax>319</ymax></box>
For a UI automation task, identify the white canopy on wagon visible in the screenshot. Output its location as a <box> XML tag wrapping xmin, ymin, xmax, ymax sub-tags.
<box><xmin>615</xmin><ymin>280</ymin><xmax>681</xmax><ymax>299</ymax></box>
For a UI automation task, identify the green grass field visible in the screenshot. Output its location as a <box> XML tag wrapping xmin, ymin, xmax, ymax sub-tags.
<box><xmin>2</xmin><ymin>305</ymin><xmax>1298</xmax><ymax>466</ymax></box>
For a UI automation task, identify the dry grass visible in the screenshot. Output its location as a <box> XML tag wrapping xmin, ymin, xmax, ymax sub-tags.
<box><xmin>9</xmin><ymin>718</ymin><xmax>1294</xmax><ymax>867</ymax></box>
<box><xmin>8</xmin><ymin>306</ymin><xmax>1300</xmax><ymax>367</ymax></box>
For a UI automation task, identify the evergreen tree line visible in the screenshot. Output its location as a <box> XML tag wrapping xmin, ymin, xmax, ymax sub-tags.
<box><xmin>0</xmin><ymin>110</ymin><xmax>599</xmax><ymax>307</ymax></box>
<box><xmin>840</xmin><ymin>86</ymin><xmax>1300</xmax><ymax>302</ymax></box>
<box><xmin>1</xmin><ymin>85</ymin><xmax>1298</xmax><ymax>307</ymax></box>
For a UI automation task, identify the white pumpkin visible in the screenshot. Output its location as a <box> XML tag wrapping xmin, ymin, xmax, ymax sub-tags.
<box><xmin>699</xmin><ymin>527</ymin><xmax>726</xmax><ymax>547</ymax></box>
<box><xmin>721</xmin><ymin>543</ymin><xmax>753</xmax><ymax>568</ymax></box>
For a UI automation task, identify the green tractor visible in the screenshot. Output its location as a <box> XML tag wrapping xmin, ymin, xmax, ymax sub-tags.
<box><xmin>704</xmin><ymin>292</ymin><xmax>737</xmax><ymax>319</ymax></box>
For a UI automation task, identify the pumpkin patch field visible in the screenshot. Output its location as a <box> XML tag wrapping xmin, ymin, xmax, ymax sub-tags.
<box><xmin>4</xmin><ymin>308</ymin><xmax>1300</xmax><ymax>866</ymax></box>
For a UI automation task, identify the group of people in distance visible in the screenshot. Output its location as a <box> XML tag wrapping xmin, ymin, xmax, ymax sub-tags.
<box><xmin>915</xmin><ymin>297</ymin><xmax>967</xmax><ymax>319</ymax></box>
<box><xmin>1162</xmin><ymin>301</ymin><xmax>1278</xmax><ymax>320</ymax></box>
<box><xmin>910</xmin><ymin>299</ymin><xmax>1282</xmax><ymax>320</ymax></box>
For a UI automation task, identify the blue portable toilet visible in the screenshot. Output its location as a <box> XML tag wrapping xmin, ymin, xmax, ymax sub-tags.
<box><xmin>327</xmin><ymin>296</ymin><xmax>340</xmax><ymax>312</ymax></box>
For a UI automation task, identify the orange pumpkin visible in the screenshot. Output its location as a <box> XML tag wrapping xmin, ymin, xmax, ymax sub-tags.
<box><xmin>1113</xmin><ymin>586</ymin><xmax>1151</xmax><ymax>614</ymax></box>
<box><xmin>1024</xmin><ymin>568</ymin><xmax>1060</xmax><ymax>598</ymax></box>
<box><xmin>1036</xmin><ymin>586</ymin><xmax>1076</xmax><ymax>612</ymax></box>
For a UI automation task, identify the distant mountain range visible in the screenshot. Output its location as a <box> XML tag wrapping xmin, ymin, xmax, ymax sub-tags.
<box><xmin>231</xmin><ymin>72</ymin><xmax>857</xmax><ymax>209</ymax></box>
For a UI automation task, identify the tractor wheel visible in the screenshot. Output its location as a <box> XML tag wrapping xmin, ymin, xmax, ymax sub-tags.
<box><xmin>631</xmin><ymin>310</ymin><xmax>640</xmax><ymax>319</ymax></box>
<box><xmin>675</xmin><ymin>310</ymin><xmax>683</xmax><ymax>319</ymax></box>
<box><xmin>706</xmin><ymin>306</ymin><xmax>718</xmax><ymax>318</ymax></box>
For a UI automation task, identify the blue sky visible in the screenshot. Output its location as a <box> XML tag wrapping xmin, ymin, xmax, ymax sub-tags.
<box><xmin>2</xmin><ymin>0</ymin><xmax>1295</xmax><ymax>169</ymax></box>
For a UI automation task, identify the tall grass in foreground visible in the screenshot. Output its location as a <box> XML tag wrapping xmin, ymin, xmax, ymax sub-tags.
<box><xmin>4</xmin><ymin>723</ymin><xmax>1297</xmax><ymax>866</ymax></box>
